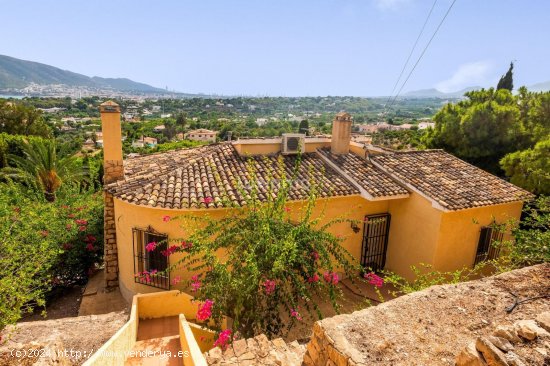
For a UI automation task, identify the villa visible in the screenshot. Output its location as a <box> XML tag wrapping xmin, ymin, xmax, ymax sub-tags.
<box><xmin>99</xmin><ymin>101</ymin><xmax>532</xmax><ymax>302</ymax></box>
<box><xmin>184</xmin><ymin>128</ymin><xmax>218</xmax><ymax>143</ymax></box>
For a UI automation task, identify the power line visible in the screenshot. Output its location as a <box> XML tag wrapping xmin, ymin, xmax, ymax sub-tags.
<box><xmin>385</xmin><ymin>0</ymin><xmax>438</xmax><ymax>109</ymax></box>
<box><xmin>387</xmin><ymin>0</ymin><xmax>458</xmax><ymax>110</ymax></box>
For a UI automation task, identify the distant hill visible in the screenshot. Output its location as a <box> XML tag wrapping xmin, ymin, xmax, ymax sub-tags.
<box><xmin>0</xmin><ymin>54</ymin><xmax>166</xmax><ymax>93</ymax></box>
<box><xmin>528</xmin><ymin>81</ymin><xmax>550</xmax><ymax>92</ymax></box>
<box><xmin>404</xmin><ymin>86</ymin><xmax>480</xmax><ymax>98</ymax></box>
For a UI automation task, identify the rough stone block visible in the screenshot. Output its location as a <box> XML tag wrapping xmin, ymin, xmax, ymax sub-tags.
<box><xmin>475</xmin><ymin>337</ymin><xmax>509</xmax><ymax>366</ymax></box>
<box><xmin>456</xmin><ymin>342</ymin><xmax>488</xmax><ymax>366</ymax></box>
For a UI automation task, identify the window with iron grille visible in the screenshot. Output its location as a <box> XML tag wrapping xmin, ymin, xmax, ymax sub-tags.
<box><xmin>474</xmin><ymin>225</ymin><xmax>504</xmax><ymax>266</ymax></box>
<box><xmin>361</xmin><ymin>213</ymin><xmax>391</xmax><ymax>272</ymax></box>
<box><xmin>133</xmin><ymin>226</ymin><xmax>170</xmax><ymax>289</ymax></box>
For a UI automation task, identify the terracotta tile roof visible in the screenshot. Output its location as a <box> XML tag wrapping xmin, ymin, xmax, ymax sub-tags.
<box><xmin>316</xmin><ymin>148</ymin><xmax>409</xmax><ymax>198</ymax></box>
<box><xmin>107</xmin><ymin>143</ymin><xmax>359</xmax><ymax>209</ymax></box>
<box><xmin>371</xmin><ymin>150</ymin><xmax>534</xmax><ymax>210</ymax></box>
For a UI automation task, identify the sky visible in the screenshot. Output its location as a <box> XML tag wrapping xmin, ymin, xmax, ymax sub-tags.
<box><xmin>1</xmin><ymin>0</ymin><xmax>549</xmax><ymax>96</ymax></box>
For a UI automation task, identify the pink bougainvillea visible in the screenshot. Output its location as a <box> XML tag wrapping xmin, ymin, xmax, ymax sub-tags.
<box><xmin>310</xmin><ymin>250</ymin><xmax>319</xmax><ymax>261</ymax></box>
<box><xmin>78</xmin><ymin>225</ymin><xmax>87</xmax><ymax>232</ymax></box>
<box><xmin>75</xmin><ymin>219</ymin><xmax>88</xmax><ymax>226</ymax></box>
<box><xmin>162</xmin><ymin>215</ymin><xmax>171</xmax><ymax>222</ymax></box>
<box><xmin>263</xmin><ymin>279</ymin><xmax>276</xmax><ymax>295</ymax></box>
<box><xmin>191</xmin><ymin>274</ymin><xmax>202</xmax><ymax>292</ymax></box>
<box><xmin>181</xmin><ymin>241</ymin><xmax>193</xmax><ymax>250</ymax></box>
<box><xmin>145</xmin><ymin>241</ymin><xmax>157</xmax><ymax>252</ymax></box>
<box><xmin>203</xmin><ymin>197</ymin><xmax>213</xmax><ymax>204</ymax></box>
<box><xmin>323</xmin><ymin>271</ymin><xmax>339</xmax><ymax>285</ymax></box>
<box><xmin>290</xmin><ymin>308</ymin><xmax>302</xmax><ymax>321</ymax></box>
<box><xmin>161</xmin><ymin>245</ymin><xmax>179</xmax><ymax>257</ymax></box>
<box><xmin>172</xmin><ymin>275</ymin><xmax>182</xmax><ymax>285</ymax></box>
<box><xmin>85</xmin><ymin>234</ymin><xmax>96</xmax><ymax>243</ymax></box>
<box><xmin>197</xmin><ymin>299</ymin><xmax>214</xmax><ymax>321</ymax></box>
<box><xmin>364</xmin><ymin>272</ymin><xmax>384</xmax><ymax>288</ymax></box>
<box><xmin>307</xmin><ymin>273</ymin><xmax>320</xmax><ymax>283</ymax></box>
<box><xmin>213</xmin><ymin>329</ymin><xmax>232</xmax><ymax>350</ymax></box>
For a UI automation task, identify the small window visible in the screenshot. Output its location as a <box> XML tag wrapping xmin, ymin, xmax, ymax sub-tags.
<box><xmin>133</xmin><ymin>227</ymin><xmax>170</xmax><ymax>289</ymax></box>
<box><xmin>474</xmin><ymin>225</ymin><xmax>504</xmax><ymax>266</ymax></box>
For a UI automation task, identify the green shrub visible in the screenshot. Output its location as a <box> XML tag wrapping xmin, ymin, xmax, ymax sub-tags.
<box><xmin>162</xmin><ymin>157</ymin><xmax>359</xmax><ymax>338</ymax></box>
<box><xmin>0</xmin><ymin>183</ymin><xmax>103</xmax><ymax>331</ymax></box>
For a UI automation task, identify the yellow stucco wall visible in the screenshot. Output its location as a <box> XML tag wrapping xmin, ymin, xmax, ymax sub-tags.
<box><xmin>232</xmin><ymin>139</ymin><xmax>331</xmax><ymax>156</ymax></box>
<box><xmin>113</xmin><ymin>190</ymin><xmax>525</xmax><ymax>298</ymax></box>
<box><xmin>434</xmin><ymin>201</ymin><xmax>524</xmax><ymax>272</ymax></box>
<box><xmin>100</xmin><ymin>111</ymin><xmax>123</xmax><ymax>162</ymax></box>
<box><xmin>386</xmin><ymin>192</ymin><xmax>443</xmax><ymax>279</ymax></box>
<box><xmin>113</xmin><ymin>195</ymin><xmax>390</xmax><ymax>301</ymax></box>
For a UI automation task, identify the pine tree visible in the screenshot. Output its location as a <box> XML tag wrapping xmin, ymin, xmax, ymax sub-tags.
<box><xmin>497</xmin><ymin>62</ymin><xmax>514</xmax><ymax>91</ymax></box>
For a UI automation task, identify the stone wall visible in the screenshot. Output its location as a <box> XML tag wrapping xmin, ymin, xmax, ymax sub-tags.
<box><xmin>301</xmin><ymin>264</ymin><xmax>549</xmax><ymax>366</ymax></box>
<box><xmin>103</xmin><ymin>160</ymin><xmax>124</xmax><ymax>185</ymax></box>
<box><xmin>103</xmin><ymin>192</ymin><xmax>119</xmax><ymax>289</ymax></box>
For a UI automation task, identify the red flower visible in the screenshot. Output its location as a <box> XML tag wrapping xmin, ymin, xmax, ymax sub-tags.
<box><xmin>181</xmin><ymin>241</ymin><xmax>193</xmax><ymax>250</ymax></box>
<box><xmin>172</xmin><ymin>275</ymin><xmax>182</xmax><ymax>285</ymax></box>
<box><xmin>78</xmin><ymin>225</ymin><xmax>87</xmax><ymax>232</ymax></box>
<box><xmin>197</xmin><ymin>299</ymin><xmax>214</xmax><ymax>321</ymax></box>
<box><xmin>191</xmin><ymin>275</ymin><xmax>202</xmax><ymax>292</ymax></box>
<box><xmin>161</xmin><ymin>245</ymin><xmax>178</xmax><ymax>257</ymax></box>
<box><xmin>307</xmin><ymin>274</ymin><xmax>320</xmax><ymax>283</ymax></box>
<box><xmin>40</xmin><ymin>230</ymin><xmax>49</xmax><ymax>237</ymax></box>
<box><xmin>310</xmin><ymin>251</ymin><xmax>319</xmax><ymax>261</ymax></box>
<box><xmin>86</xmin><ymin>243</ymin><xmax>95</xmax><ymax>251</ymax></box>
<box><xmin>364</xmin><ymin>272</ymin><xmax>384</xmax><ymax>288</ymax></box>
<box><xmin>284</xmin><ymin>207</ymin><xmax>291</xmax><ymax>212</ymax></box>
<box><xmin>85</xmin><ymin>234</ymin><xmax>96</xmax><ymax>243</ymax></box>
<box><xmin>323</xmin><ymin>271</ymin><xmax>339</xmax><ymax>285</ymax></box>
<box><xmin>162</xmin><ymin>215</ymin><xmax>171</xmax><ymax>222</ymax></box>
<box><xmin>290</xmin><ymin>308</ymin><xmax>302</xmax><ymax>321</ymax></box>
<box><xmin>146</xmin><ymin>242</ymin><xmax>157</xmax><ymax>252</ymax></box>
<box><xmin>213</xmin><ymin>329</ymin><xmax>232</xmax><ymax>350</ymax></box>
<box><xmin>263</xmin><ymin>279</ymin><xmax>276</xmax><ymax>295</ymax></box>
<box><xmin>62</xmin><ymin>243</ymin><xmax>73</xmax><ymax>250</ymax></box>
<box><xmin>203</xmin><ymin>197</ymin><xmax>213</xmax><ymax>204</ymax></box>
<box><xmin>67</xmin><ymin>213</ymin><xmax>75</xmax><ymax>218</ymax></box>
<box><xmin>75</xmin><ymin>219</ymin><xmax>88</xmax><ymax>225</ymax></box>
<box><xmin>66</xmin><ymin>224</ymin><xmax>72</xmax><ymax>230</ymax></box>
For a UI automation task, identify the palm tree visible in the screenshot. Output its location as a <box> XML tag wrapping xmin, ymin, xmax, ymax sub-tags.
<box><xmin>1</xmin><ymin>139</ymin><xmax>84</xmax><ymax>202</ymax></box>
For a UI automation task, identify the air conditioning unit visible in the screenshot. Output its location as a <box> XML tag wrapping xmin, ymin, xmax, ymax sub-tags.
<box><xmin>281</xmin><ymin>133</ymin><xmax>306</xmax><ymax>154</ymax></box>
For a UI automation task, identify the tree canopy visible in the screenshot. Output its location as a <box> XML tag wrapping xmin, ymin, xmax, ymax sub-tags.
<box><xmin>496</xmin><ymin>62</ymin><xmax>514</xmax><ymax>91</ymax></box>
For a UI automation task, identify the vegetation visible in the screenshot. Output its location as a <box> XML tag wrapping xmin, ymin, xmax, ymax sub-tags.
<box><xmin>165</xmin><ymin>158</ymin><xmax>360</xmax><ymax>338</ymax></box>
<box><xmin>384</xmin><ymin>195</ymin><xmax>550</xmax><ymax>295</ymax></box>
<box><xmin>1</xmin><ymin>139</ymin><xmax>85</xmax><ymax>201</ymax></box>
<box><xmin>0</xmin><ymin>184</ymin><xmax>103</xmax><ymax>331</ymax></box>
<box><xmin>497</xmin><ymin>62</ymin><xmax>514</xmax><ymax>91</ymax></box>
<box><xmin>0</xmin><ymin>101</ymin><xmax>51</xmax><ymax>138</ymax></box>
<box><xmin>424</xmin><ymin>87</ymin><xmax>550</xmax><ymax>183</ymax></box>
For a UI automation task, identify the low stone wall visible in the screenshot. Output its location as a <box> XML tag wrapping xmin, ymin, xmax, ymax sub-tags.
<box><xmin>302</xmin><ymin>264</ymin><xmax>549</xmax><ymax>366</ymax></box>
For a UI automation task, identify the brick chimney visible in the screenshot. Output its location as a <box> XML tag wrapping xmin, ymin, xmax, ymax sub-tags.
<box><xmin>99</xmin><ymin>101</ymin><xmax>123</xmax><ymax>289</ymax></box>
<box><xmin>331</xmin><ymin>112</ymin><xmax>352</xmax><ymax>155</ymax></box>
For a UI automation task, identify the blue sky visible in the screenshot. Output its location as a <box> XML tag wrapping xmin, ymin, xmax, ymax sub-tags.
<box><xmin>1</xmin><ymin>0</ymin><xmax>549</xmax><ymax>96</ymax></box>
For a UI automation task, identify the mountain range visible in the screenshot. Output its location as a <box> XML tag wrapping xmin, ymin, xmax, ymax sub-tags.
<box><xmin>0</xmin><ymin>54</ymin><xmax>167</xmax><ymax>94</ymax></box>
<box><xmin>405</xmin><ymin>82</ymin><xmax>550</xmax><ymax>99</ymax></box>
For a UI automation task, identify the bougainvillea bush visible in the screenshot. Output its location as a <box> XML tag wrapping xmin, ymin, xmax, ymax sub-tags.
<box><xmin>167</xmin><ymin>157</ymin><xmax>360</xmax><ymax>338</ymax></box>
<box><xmin>0</xmin><ymin>183</ymin><xmax>103</xmax><ymax>331</ymax></box>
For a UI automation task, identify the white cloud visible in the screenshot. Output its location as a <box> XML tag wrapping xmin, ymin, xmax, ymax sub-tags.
<box><xmin>373</xmin><ymin>0</ymin><xmax>411</xmax><ymax>10</ymax></box>
<box><xmin>435</xmin><ymin>61</ymin><xmax>494</xmax><ymax>93</ymax></box>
